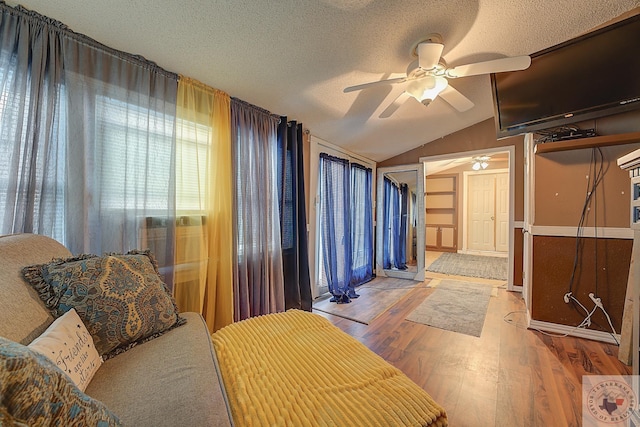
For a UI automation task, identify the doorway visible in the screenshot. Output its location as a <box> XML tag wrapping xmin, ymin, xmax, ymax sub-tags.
<box><xmin>308</xmin><ymin>136</ymin><xmax>376</xmax><ymax>299</ymax></box>
<box><xmin>420</xmin><ymin>146</ymin><xmax>516</xmax><ymax>290</ymax></box>
<box><xmin>465</xmin><ymin>170</ymin><xmax>509</xmax><ymax>255</ymax></box>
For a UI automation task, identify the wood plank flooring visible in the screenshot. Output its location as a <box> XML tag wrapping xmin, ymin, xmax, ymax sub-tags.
<box><xmin>314</xmin><ymin>279</ymin><xmax>631</xmax><ymax>426</ymax></box>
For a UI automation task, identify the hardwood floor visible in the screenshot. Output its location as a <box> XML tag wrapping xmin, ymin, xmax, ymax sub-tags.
<box><xmin>314</xmin><ymin>279</ymin><xmax>631</xmax><ymax>426</ymax></box>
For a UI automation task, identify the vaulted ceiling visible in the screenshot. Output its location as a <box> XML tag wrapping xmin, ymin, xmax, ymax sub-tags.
<box><xmin>10</xmin><ymin>0</ymin><xmax>640</xmax><ymax>161</ymax></box>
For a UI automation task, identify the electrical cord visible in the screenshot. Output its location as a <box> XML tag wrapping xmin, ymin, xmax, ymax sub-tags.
<box><xmin>503</xmin><ymin>309</ymin><xmax>596</xmax><ymax>338</ymax></box>
<box><xmin>557</xmin><ymin>146</ymin><xmax>620</xmax><ymax>344</ymax></box>
<box><xmin>593</xmin><ymin>147</ymin><xmax>604</xmax><ymax>297</ymax></box>
<box><xmin>567</xmin><ymin>147</ymin><xmax>604</xmax><ymax>295</ymax></box>
<box><xmin>568</xmin><ymin>294</ymin><xmax>592</xmax><ymax>326</ymax></box>
<box><xmin>503</xmin><ymin>308</ymin><xmax>619</xmax><ymax>345</ymax></box>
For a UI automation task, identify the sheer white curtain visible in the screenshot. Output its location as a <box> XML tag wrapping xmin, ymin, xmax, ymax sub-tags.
<box><xmin>0</xmin><ymin>6</ymin><xmax>66</xmax><ymax>241</ymax></box>
<box><xmin>231</xmin><ymin>98</ymin><xmax>284</xmax><ymax>321</ymax></box>
<box><xmin>61</xmin><ymin>47</ymin><xmax>177</xmax><ymax>282</ymax></box>
<box><xmin>0</xmin><ymin>4</ymin><xmax>178</xmax><ymax>287</ymax></box>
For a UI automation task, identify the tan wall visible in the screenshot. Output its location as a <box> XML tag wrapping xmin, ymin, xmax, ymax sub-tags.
<box><xmin>534</xmin><ymin>143</ymin><xmax>640</xmax><ymax>227</ymax></box>
<box><xmin>380</xmin><ymin>118</ymin><xmax>526</xmax><ymax>222</ymax></box>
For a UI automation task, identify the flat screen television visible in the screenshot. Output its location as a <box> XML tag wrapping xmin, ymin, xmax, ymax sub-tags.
<box><xmin>491</xmin><ymin>13</ymin><xmax>640</xmax><ymax>139</ymax></box>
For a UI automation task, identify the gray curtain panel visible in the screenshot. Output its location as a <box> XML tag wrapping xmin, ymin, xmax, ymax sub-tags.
<box><xmin>231</xmin><ymin>98</ymin><xmax>285</xmax><ymax>321</ymax></box>
<box><xmin>0</xmin><ymin>6</ymin><xmax>66</xmax><ymax>238</ymax></box>
<box><xmin>0</xmin><ymin>4</ymin><xmax>178</xmax><ymax>287</ymax></box>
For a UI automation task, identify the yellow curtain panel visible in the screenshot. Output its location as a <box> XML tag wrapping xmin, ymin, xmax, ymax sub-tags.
<box><xmin>175</xmin><ymin>76</ymin><xmax>234</xmax><ymax>332</ymax></box>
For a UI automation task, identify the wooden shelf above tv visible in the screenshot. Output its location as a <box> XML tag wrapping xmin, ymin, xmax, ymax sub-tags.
<box><xmin>534</xmin><ymin>131</ymin><xmax>640</xmax><ymax>154</ymax></box>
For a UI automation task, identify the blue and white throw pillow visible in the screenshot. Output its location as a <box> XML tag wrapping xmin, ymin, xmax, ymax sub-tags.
<box><xmin>0</xmin><ymin>336</ymin><xmax>122</xmax><ymax>426</ymax></box>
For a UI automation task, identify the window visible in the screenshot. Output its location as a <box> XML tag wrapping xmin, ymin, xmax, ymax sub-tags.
<box><xmin>96</xmin><ymin>95</ymin><xmax>175</xmax><ymax>211</ymax></box>
<box><xmin>175</xmin><ymin>118</ymin><xmax>211</xmax><ymax>213</ymax></box>
<box><xmin>0</xmin><ymin>58</ymin><xmax>66</xmax><ymax>242</ymax></box>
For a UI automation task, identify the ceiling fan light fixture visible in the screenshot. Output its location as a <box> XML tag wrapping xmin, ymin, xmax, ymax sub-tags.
<box><xmin>407</xmin><ymin>76</ymin><xmax>449</xmax><ymax>107</ymax></box>
<box><xmin>471</xmin><ymin>155</ymin><xmax>490</xmax><ymax>170</ymax></box>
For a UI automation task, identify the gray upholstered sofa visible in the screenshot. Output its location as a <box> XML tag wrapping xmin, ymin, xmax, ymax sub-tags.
<box><xmin>0</xmin><ymin>233</ymin><xmax>233</xmax><ymax>426</ymax></box>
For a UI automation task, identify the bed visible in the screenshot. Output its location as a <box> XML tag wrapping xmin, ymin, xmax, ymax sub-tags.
<box><xmin>212</xmin><ymin>309</ymin><xmax>447</xmax><ymax>426</ymax></box>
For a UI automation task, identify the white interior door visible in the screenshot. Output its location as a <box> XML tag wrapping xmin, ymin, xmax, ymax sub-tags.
<box><xmin>495</xmin><ymin>173</ymin><xmax>509</xmax><ymax>252</ymax></box>
<box><xmin>468</xmin><ymin>174</ymin><xmax>496</xmax><ymax>251</ymax></box>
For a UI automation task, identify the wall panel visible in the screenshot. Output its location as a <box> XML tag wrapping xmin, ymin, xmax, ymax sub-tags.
<box><xmin>531</xmin><ymin>235</ymin><xmax>632</xmax><ymax>332</ymax></box>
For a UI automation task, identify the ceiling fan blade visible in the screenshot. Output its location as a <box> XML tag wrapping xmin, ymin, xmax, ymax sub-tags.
<box><xmin>343</xmin><ymin>76</ymin><xmax>407</xmax><ymax>93</ymax></box>
<box><xmin>438</xmin><ymin>86</ymin><xmax>474</xmax><ymax>112</ymax></box>
<box><xmin>417</xmin><ymin>42</ymin><xmax>444</xmax><ymax>70</ymax></box>
<box><xmin>447</xmin><ymin>55</ymin><xmax>531</xmax><ymax>78</ymax></box>
<box><xmin>379</xmin><ymin>91</ymin><xmax>411</xmax><ymax>118</ymax></box>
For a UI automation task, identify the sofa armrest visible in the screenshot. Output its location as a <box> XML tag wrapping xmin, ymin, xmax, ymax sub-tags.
<box><xmin>86</xmin><ymin>312</ymin><xmax>233</xmax><ymax>427</ymax></box>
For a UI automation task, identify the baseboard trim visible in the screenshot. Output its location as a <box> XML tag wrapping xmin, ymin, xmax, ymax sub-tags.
<box><xmin>457</xmin><ymin>249</ymin><xmax>508</xmax><ymax>258</ymax></box>
<box><xmin>528</xmin><ymin>319</ymin><xmax>620</xmax><ymax>344</ymax></box>
<box><xmin>511</xmin><ymin>285</ymin><xmax>523</xmax><ymax>293</ymax></box>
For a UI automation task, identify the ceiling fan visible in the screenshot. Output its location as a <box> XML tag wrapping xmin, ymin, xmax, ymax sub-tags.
<box><xmin>343</xmin><ymin>34</ymin><xmax>531</xmax><ymax>118</ymax></box>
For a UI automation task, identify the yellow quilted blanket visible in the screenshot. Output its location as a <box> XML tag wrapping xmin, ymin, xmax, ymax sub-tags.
<box><xmin>212</xmin><ymin>310</ymin><xmax>447</xmax><ymax>426</ymax></box>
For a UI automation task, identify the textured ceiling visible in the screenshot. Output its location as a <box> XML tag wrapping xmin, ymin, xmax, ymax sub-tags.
<box><xmin>10</xmin><ymin>0</ymin><xmax>640</xmax><ymax>161</ymax></box>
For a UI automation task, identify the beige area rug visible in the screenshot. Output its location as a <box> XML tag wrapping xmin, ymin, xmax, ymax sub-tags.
<box><xmin>312</xmin><ymin>277</ymin><xmax>427</xmax><ymax>324</ymax></box>
<box><xmin>406</xmin><ymin>279</ymin><xmax>493</xmax><ymax>337</ymax></box>
<box><xmin>427</xmin><ymin>252</ymin><xmax>508</xmax><ymax>280</ymax></box>
<box><xmin>426</xmin><ymin>278</ymin><xmax>500</xmax><ymax>297</ymax></box>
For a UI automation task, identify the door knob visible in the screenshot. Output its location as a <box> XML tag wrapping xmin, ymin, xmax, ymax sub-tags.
<box><xmin>491</xmin><ymin>216</ymin><xmax>495</xmax><ymax>220</ymax></box>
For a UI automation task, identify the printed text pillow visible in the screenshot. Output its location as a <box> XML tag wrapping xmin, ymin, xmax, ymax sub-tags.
<box><xmin>29</xmin><ymin>308</ymin><xmax>102</xmax><ymax>391</ymax></box>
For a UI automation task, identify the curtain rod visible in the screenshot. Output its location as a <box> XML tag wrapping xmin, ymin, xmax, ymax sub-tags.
<box><xmin>231</xmin><ymin>97</ymin><xmax>281</xmax><ymax>122</ymax></box>
<box><xmin>0</xmin><ymin>1</ymin><xmax>178</xmax><ymax>80</ymax></box>
<box><xmin>313</xmin><ymin>138</ymin><xmax>376</xmax><ymax>166</ymax></box>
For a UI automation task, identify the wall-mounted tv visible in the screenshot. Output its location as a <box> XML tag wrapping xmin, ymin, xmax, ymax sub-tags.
<box><xmin>491</xmin><ymin>13</ymin><xmax>640</xmax><ymax>139</ymax></box>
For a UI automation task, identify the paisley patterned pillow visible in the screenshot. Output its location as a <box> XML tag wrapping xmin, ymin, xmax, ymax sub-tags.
<box><xmin>23</xmin><ymin>250</ymin><xmax>186</xmax><ymax>359</ymax></box>
<box><xmin>0</xmin><ymin>336</ymin><xmax>122</xmax><ymax>426</ymax></box>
